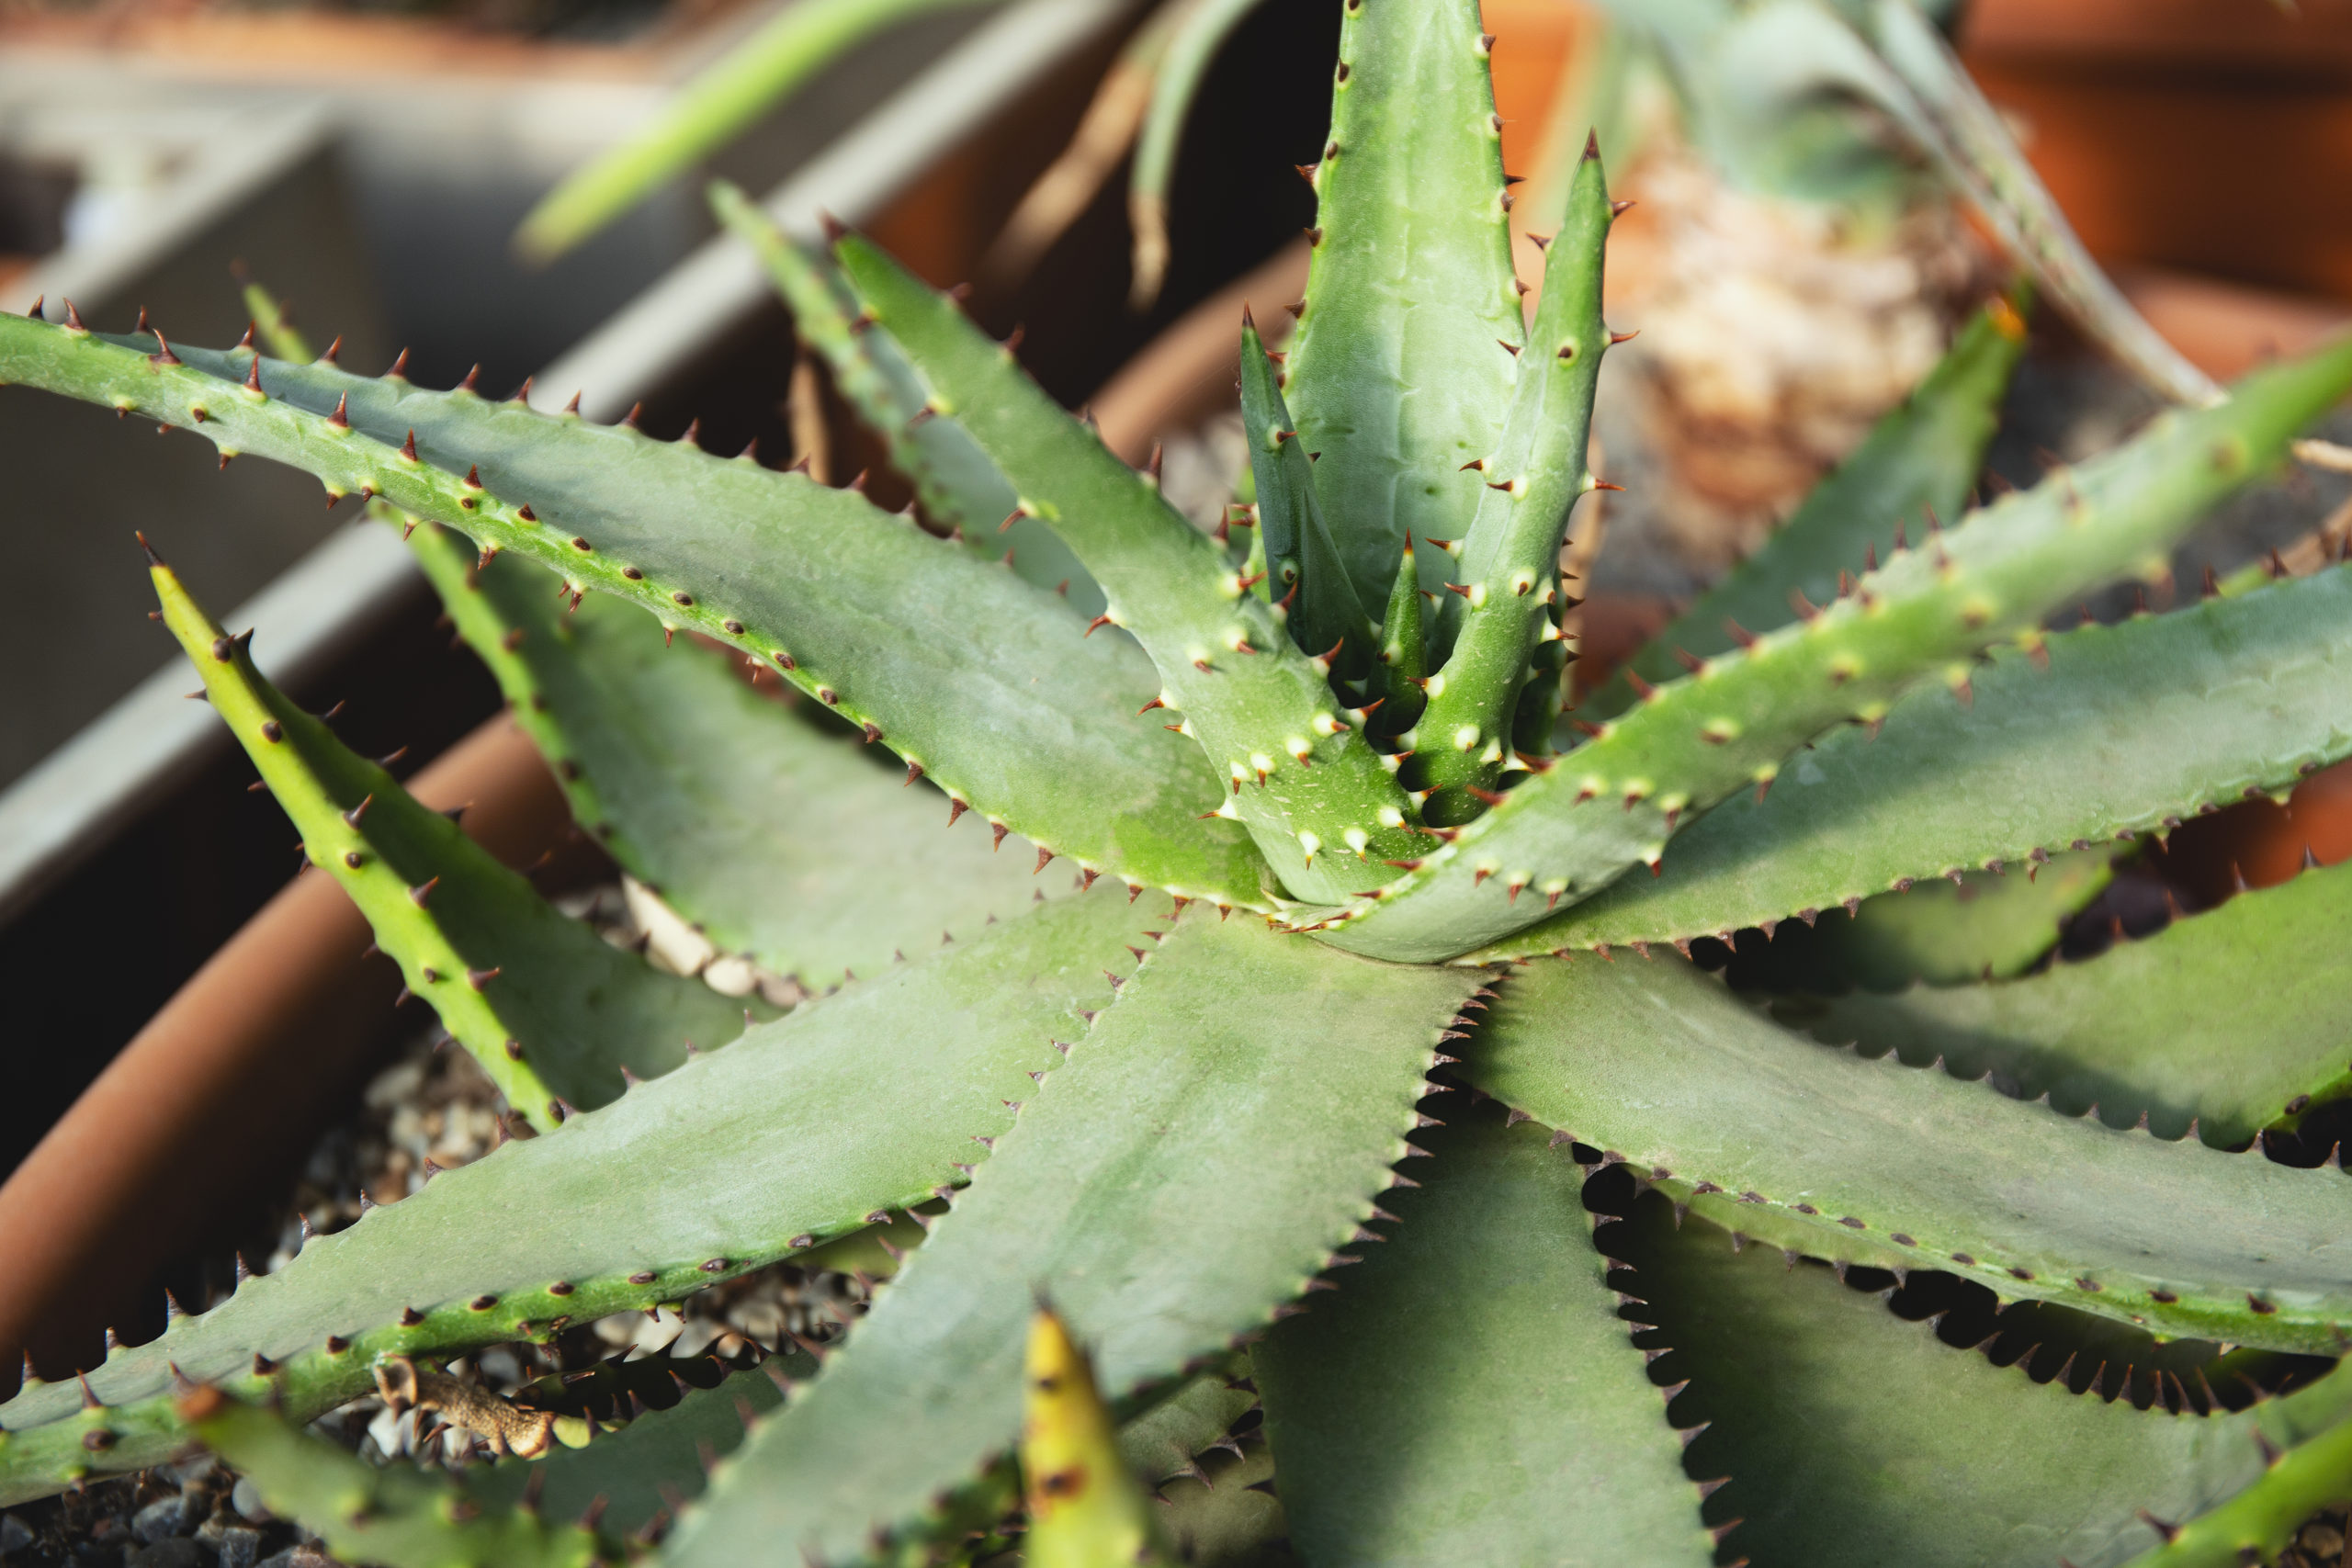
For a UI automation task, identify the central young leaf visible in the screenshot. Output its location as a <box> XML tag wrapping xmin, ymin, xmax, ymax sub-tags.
<box><xmin>1285</xmin><ymin>0</ymin><xmax>1525</xmax><ymax>613</ymax></box>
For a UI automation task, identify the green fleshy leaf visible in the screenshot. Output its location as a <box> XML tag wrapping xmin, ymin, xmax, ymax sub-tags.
<box><xmin>832</xmin><ymin>236</ymin><xmax>1432</xmax><ymax>901</ymax></box>
<box><xmin>0</xmin><ymin>316</ymin><xmax>1272</xmax><ymax>909</ymax></box>
<box><xmin>1375</xmin><ymin>534</ymin><xmax>1430</xmax><ymax>735</ymax></box>
<box><xmin>1618</xmin><ymin>1193</ymin><xmax>2352</xmax><ymax>1568</ymax></box>
<box><xmin>706</xmin><ymin>182</ymin><xmax>1098</xmax><ymax>615</ymax></box>
<box><xmin>1284</xmin><ymin>0</ymin><xmax>1522</xmax><ymax>611</ymax></box>
<box><xmin>1156</xmin><ymin>1444</ymin><xmax>1294</xmax><ymax>1567</ymax></box>
<box><xmin>1116</xmin><ymin>1368</ymin><xmax>1257</xmax><ymax>1492</ymax></box>
<box><xmin>664</xmin><ymin>909</ymin><xmax>1479</xmax><ymax>1565</ymax></box>
<box><xmin>1257</xmin><ymin>1109</ymin><xmax>1713</xmax><ymax>1567</ymax></box>
<box><xmin>2117</xmin><ymin>1398</ymin><xmax>2352</xmax><ymax>1567</ymax></box>
<box><xmin>1745</xmin><ymin>846</ymin><xmax>2115</xmax><ymax>991</ymax></box>
<box><xmin>1412</xmin><ymin>143</ymin><xmax>1614</xmax><ymax>821</ymax></box>
<box><xmin>1237</xmin><ymin>314</ymin><xmax>1377</xmax><ymax>686</ymax></box>
<box><xmin>1465</xmin><ymin>951</ymin><xmax>2352</xmax><ymax>1353</ymax></box>
<box><xmin>150</xmin><ymin>547</ymin><xmax>751</xmax><ymax>1125</ymax></box>
<box><xmin>0</xmin><ymin>890</ymin><xmax>1151</xmax><ymax>1503</ymax></box>
<box><xmin>1308</xmin><ymin>337</ymin><xmax>2352</xmax><ymax>962</ymax></box>
<box><xmin>1773</xmin><ymin>858</ymin><xmax>2352</xmax><ymax>1146</ymax></box>
<box><xmin>1485</xmin><ymin>564</ymin><xmax>2352</xmax><ymax>960</ymax></box>
<box><xmin>182</xmin><ymin>1391</ymin><xmax>608</xmax><ymax>1568</ymax></box>
<box><xmin>409</xmin><ymin>522</ymin><xmax>1074</xmax><ymax>989</ymax></box>
<box><xmin>1583</xmin><ymin>289</ymin><xmax>2029</xmax><ymax>721</ymax></box>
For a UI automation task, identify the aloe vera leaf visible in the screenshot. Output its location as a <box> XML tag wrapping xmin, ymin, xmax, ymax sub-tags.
<box><xmin>1375</xmin><ymin>536</ymin><xmax>1430</xmax><ymax>735</ymax></box>
<box><xmin>832</xmin><ymin>239</ymin><xmax>1432</xmax><ymax>902</ymax></box>
<box><xmin>179</xmin><ymin>1389</ymin><xmax>608</xmax><ymax>1568</ymax></box>
<box><xmin>2117</xmin><ymin>1408</ymin><xmax>2352</xmax><ymax>1568</ymax></box>
<box><xmin>150</xmin><ymin>547</ymin><xmax>750</xmax><ymax>1125</ymax></box>
<box><xmin>1584</xmin><ymin>289</ymin><xmax>2030</xmax><ymax>722</ymax></box>
<box><xmin>1306</xmin><ymin>336</ymin><xmax>2352</xmax><ymax>962</ymax></box>
<box><xmin>663</xmin><ymin>910</ymin><xmax>1480</xmax><ymax>1565</ymax></box>
<box><xmin>1754</xmin><ymin>846</ymin><xmax>2115</xmax><ymax>990</ymax></box>
<box><xmin>1413</xmin><ymin>144</ymin><xmax>1615</xmax><ymax>822</ymax></box>
<box><xmin>1158</xmin><ymin>1444</ymin><xmax>1293</xmax><ymax>1567</ymax></box>
<box><xmin>1481</xmin><ymin>564</ymin><xmax>2352</xmax><ymax>960</ymax></box>
<box><xmin>467</xmin><ymin>1363</ymin><xmax>796</xmax><ymax>1541</ymax></box>
<box><xmin>1466</xmin><ymin>951</ymin><xmax>2352</xmax><ymax>1354</ymax></box>
<box><xmin>1284</xmin><ymin>0</ymin><xmax>1523</xmax><ymax>611</ymax></box>
<box><xmin>705</xmin><ymin>182</ymin><xmax>1099</xmax><ymax>616</ymax></box>
<box><xmin>1021</xmin><ymin>1309</ymin><xmax>1171</xmax><ymax>1568</ymax></box>
<box><xmin>1619</xmin><ymin>1194</ymin><xmax>2352</xmax><ymax>1568</ymax></box>
<box><xmin>408</xmin><ymin>523</ymin><xmax>1069</xmax><ymax>988</ymax></box>
<box><xmin>1256</xmin><ymin>1111</ymin><xmax>1714</xmax><ymax>1567</ymax></box>
<box><xmin>1126</xmin><ymin>0</ymin><xmax>1267</xmax><ymax>308</ymax></box>
<box><xmin>0</xmin><ymin>890</ymin><xmax>1150</xmax><ymax>1504</ymax></box>
<box><xmin>1116</xmin><ymin>1367</ymin><xmax>1256</xmax><ymax>1491</ymax></box>
<box><xmin>1237</xmin><ymin>314</ymin><xmax>1376</xmax><ymax>686</ymax></box>
<box><xmin>0</xmin><ymin>318</ymin><xmax>1271</xmax><ymax>908</ymax></box>
<box><xmin>510</xmin><ymin>0</ymin><xmax>998</xmax><ymax>264</ymax></box>
<box><xmin>1774</xmin><ymin>858</ymin><xmax>2352</xmax><ymax>1147</ymax></box>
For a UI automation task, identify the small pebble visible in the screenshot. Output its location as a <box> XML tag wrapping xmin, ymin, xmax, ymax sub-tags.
<box><xmin>231</xmin><ymin>1477</ymin><xmax>270</xmax><ymax>1522</ymax></box>
<box><xmin>255</xmin><ymin>1551</ymin><xmax>340</xmax><ymax>1568</ymax></box>
<box><xmin>216</xmin><ymin>1526</ymin><xmax>262</xmax><ymax>1568</ymax></box>
<box><xmin>164</xmin><ymin>1455</ymin><xmax>217</xmax><ymax>1487</ymax></box>
<box><xmin>0</xmin><ymin>1515</ymin><xmax>31</xmax><ymax>1554</ymax></box>
<box><xmin>130</xmin><ymin>1496</ymin><xmax>185</xmax><ymax>1544</ymax></box>
<box><xmin>127</xmin><ymin>1540</ymin><xmax>201</xmax><ymax>1568</ymax></box>
<box><xmin>2297</xmin><ymin>1520</ymin><xmax>2345</xmax><ymax>1558</ymax></box>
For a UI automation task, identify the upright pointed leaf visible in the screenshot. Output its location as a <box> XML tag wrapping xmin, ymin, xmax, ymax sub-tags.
<box><xmin>1621</xmin><ymin>1193</ymin><xmax>2352</xmax><ymax>1568</ymax></box>
<box><xmin>1257</xmin><ymin>1111</ymin><xmax>1713</xmax><ymax>1567</ymax></box>
<box><xmin>1585</xmin><ymin>289</ymin><xmax>2029</xmax><ymax>721</ymax></box>
<box><xmin>664</xmin><ymin>910</ymin><xmax>1479</xmax><ymax>1565</ymax></box>
<box><xmin>151</xmin><ymin>547</ymin><xmax>749</xmax><ymax>1124</ymax></box>
<box><xmin>411</xmin><ymin>523</ymin><xmax>1071</xmax><ymax>988</ymax></box>
<box><xmin>1467</xmin><ymin>951</ymin><xmax>2352</xmax><ymax>1353</ymax></box>
<box><xmin>1376</xmin><ymin>535</ymin><xmax>1430</xmax><ymax>736</ymax></box>
<box><xmin>834</xmin><ymin>238</ymin><xmax>1431</xmax><ymax>901</ymax></box>
<box><xmin>1484</xmin><ymin>563</ymin><xmax>2352</xmax><ymax>959</ymax></box>
<box><xmin>0</xmin><ymin>891</ymin><xmax>1151</xmax><ymax>1503</ymax></box>
<box><xmin>1413</xmin><ymin>142</ymin><xmax>1615</xmax><ymax>821</ymax></box>
<box><xmin>0</xmin><ymin>317</ymin><xmax>1272</xmax><ymax>908</ymax></box>
<box><xmin>1777</xmin><ymin>858</ymin><xmax>2352</xmax><ymax>1146</ymax></box>
<box><xmin>1285</xmin><ymin>0</ymin><xmax>1522</xmax><ymax>609</ymax></box>
<box><xmin>1309</xmin><ymin>338</ymin><xmax>2352</xmax><ymax>961</ymax></box>
<box><xmin>1238</xmin><ymin>312</ymin><xmax>1376</xmax><ymax>686</ymax></box>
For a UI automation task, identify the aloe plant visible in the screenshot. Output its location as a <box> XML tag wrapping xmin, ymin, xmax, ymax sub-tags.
<box><xmin>6</xmin><ymin>3</ymin><xmax>2352</xmax><ymax>1562</ymax></box>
